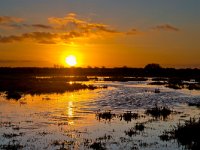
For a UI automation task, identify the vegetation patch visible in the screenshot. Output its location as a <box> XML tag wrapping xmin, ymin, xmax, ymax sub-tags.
<box><xmin>145</xmin><ymin>105</ymin><xmax>172</xmax><ymax>120</ymax></box>
<box><xmin>135</xmin><ymin>123</ymin><xmax>145</xmax><ymax>131</ymax></box>
<box><xmin>96</xmin><ymin>111</ymin><xmax>116</xmax><ymax>121</ymax></box>
<box><xmin>160</xmin><ymin>118</ymin><xmax>200</xmax><ymax>150</ymax></box>
<box><xmin>90</xmin><ymin>142</ymin><xmax>106</xmax><ymax>150</ymax></box>
<box><xmin>3</xmin><ymin>133</ymin><xmax>24</xmax><ymax>139</ymax></box>
<box><xmin>125</xmin><ymin>128</ymin><xmax>138</xmax><ymax>137</ymax></box>
<box><xmin>104</xmin><ymin>77</ymin><xmax>147</xmax><ymax>82</ymax></box>
<box><xmin>0</xmin><ymin>77</ymin><xmax>100</xmax><ymax>100</ymax></box>
<box><xmin>119</xmin><ymin>111</ymin><xmax>139</xmax><ymax>122</ymax></box>
<box><xmin>188</xmin><ymin>102</ymin><xmax>200</xmax><ymax>108</ymax></box>
<box><xmin>0</xmin><ymin>141</ymin><xmax>23</xmax><ymax>150</ymax></box>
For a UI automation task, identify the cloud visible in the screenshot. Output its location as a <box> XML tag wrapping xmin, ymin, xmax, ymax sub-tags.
<box><xmin>0</xmin><ymin>32</ymin><xmax>58</xmax><ymax>44</ymax></box>
<box><xmin>153</xmin><ymin>24</ymin><xmax>179</xmax><ymax>32</ymax></box>
<box><xmin>0</xmin><ymin>23</ymin><xmax>53</xmax><ymax>30</ymax></box>
<box><xmin>31</xmin><ymin>24</ymin><xmax>53</xmax><ymax>29</ymax></box>
<box><xmin>0</xmin><ymin>16</ymin><xmax>24</xmax><ymax>30</ymax></box>
<box><xmin>0</xmin><ymin>15</ymin><xmax>53</xmax><ymax>30</ymax></box>
<box><xmin>48</xmin><ymin>13</ymin><xmax>118</xmax><ymax>33</ymax></box>
<box><xmin>126</xmin><ymin>28</ymin><xmax>142</xmax><ymax>35</ymax></box>
<box><xmin>0</xmin><ymin>31</ymin><xmax>88</xmax><ymax>44</ymax></box>
<box><xmin>0</xmin><ymin>16</ymin><xmax>23</xmax><ymax>24</ymax></box>
<box><xmin>0</xmin><ymin>13</ymin><xmax>120</xmax><ymax>44</ymax></box>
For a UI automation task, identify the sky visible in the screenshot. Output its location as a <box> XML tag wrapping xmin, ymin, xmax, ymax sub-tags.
<box><xmin>0</xmin><ymin>0</ymin><xmax>200</xmax><ymax>68</ymax></box>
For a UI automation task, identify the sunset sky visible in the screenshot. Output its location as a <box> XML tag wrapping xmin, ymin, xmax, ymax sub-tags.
<box><xmin>0</xmin><ymin>0</ymin><xmax>200</xmax><ymax>68</ymax></box>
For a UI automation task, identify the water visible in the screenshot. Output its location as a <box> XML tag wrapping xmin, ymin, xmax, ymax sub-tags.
<box><xmin>0</xmin><ymin>81</ymin><xmax>200</xmax><ymax>149</ymax></box>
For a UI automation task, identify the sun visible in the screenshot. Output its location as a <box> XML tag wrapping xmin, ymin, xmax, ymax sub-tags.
<box><xmin>65</xmin><ymin>55</ymin><xmax>77</xmax><ymax>66</ymax></box>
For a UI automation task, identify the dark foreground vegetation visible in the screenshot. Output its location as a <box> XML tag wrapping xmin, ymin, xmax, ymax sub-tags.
<box><xmin>160</xmin><ymin>118</ymin><xmax>200</xmax><ymax>150</ymax></box>
<box><xmin>0</xmin><ymin>64</ymin><xmax>199</xmax><ymax>98</ymax></box>
<box><xmin>149</xmin><ymin>77</ymin><xmax>200</xmax><ymax>90</ymax></box>
<box><xmin>0</xmin><ymin>63</ymin><xmax>200</xmax><ymax>78</ymax></box>
<box><xmin>96</xmin><ymin>111</ymin><xmax>139</xmax><ymax>122</ymax></box>
<box><xmin>0</xmin><ymin>76</ymin><xmax>100</xmax><ymax>100</ymax></box>
<box><xmin>145</xmin><ymin>105</ymin><xmax>172</xmax><ymax>120</ymax></box>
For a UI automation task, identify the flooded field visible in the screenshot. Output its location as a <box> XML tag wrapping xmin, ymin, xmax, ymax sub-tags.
<box><xmin>0</xmin><ymin>80</ymin><xmax>200</xmax><ymax>150</ymax></box>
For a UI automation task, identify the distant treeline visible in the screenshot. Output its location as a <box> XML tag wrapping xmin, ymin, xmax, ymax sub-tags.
<box><xmin>0</xmin><ymin>64</ymin><xmax>200</xmax><ymax>79</ymax></box>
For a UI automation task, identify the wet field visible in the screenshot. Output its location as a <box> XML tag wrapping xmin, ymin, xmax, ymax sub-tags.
<box><xmin>0</xmin><ymin>80</ymin><xmax>200</xmax><ymax>150</ymax></box>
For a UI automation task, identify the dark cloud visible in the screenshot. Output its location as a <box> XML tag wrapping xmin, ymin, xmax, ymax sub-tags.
<box><xmin>0</xmin><ymin>31</ymin><xmax>87</xmax><ymax>44</ymax></box>
<box><xmin>0</xmin><ymin>32</ymin><xmax>58</xmax><ymax>44</ymax></box>
<box><xmin>126</xmin><ymin>28</ymin><xmax>141</xmax><ymax>35</ymax></box>
<box><xmin>153</xmin><ymin>24</ymin><xmax>179</xmax><ymax>32</ymax></box>
<box><xmin>31</xmin><ymin>24</ymin><xmax>53</xmax><ymax>29</ymax></box>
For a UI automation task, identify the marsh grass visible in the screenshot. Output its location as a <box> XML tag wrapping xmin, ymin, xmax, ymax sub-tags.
<box><xmin>90</xmin><ymin>142</ymin><xmax>106</xmax><ymax>150</ymax></box>
<box><xmin>150</xmin><ymin>78</ymin><xmax>200</xmax><ymax>90</ymax></box>
<box><xmin>125</xmin><ymin>123</ymin><xmax>145</xmax><ymax>137</ymax></box>
<box><xmin>3</xmin><ymin>133</ymin><xmax>23</xmax><ymax>139</ymax></box>
<box><xmin>0</xmin><ymin>141</ymin><xmax>23</xmax><ymax>150</ymax></box>
<box><xmin>104</xmin><ymin>77</ymin><xmax>147</xmax><ymax>82</ymax></box>
<box><xmin>119</xmin><ymin>111</ymin><xmax>139</xmax><ymax>122</ymax></box>
<box><xmin>145</xmin><ymin>105</ymin><xmax>171</xmax><ymax>120</ymax></box>
<box><xmin>124</xmin><ymin>128</ymin><xmax>138</xmax><ymax>137</ymax></box>
<box><xmin>0</xmin><ymin>76</ymin><xmax>99</xmax><ymax>100</ymax></box>
<box><xmin>188</xmin><ymin>102</ymin><xmax>200</xmax><ymax>108</ymax></box>
<box><xmin>96</xmin><ymin>111</ymin><xmax>139</xmax><ymax>122</ymax></box>
<box><xmin>135</xmin><ymin>123</ymin><xmax>145</xmax><ymax>131</ymax></box>
<box><xmin>160</xmin><ymin>118</ymin><xmax>200</xmax><ymax>150</ymax></box>
<box><xmin>96</xmin><ymin>111</ymin><xmax>116</xmax><ymax>121</ymax></box>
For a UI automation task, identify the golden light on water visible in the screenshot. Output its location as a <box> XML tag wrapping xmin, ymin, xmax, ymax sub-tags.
<box><xmin>67</xmin><ymin>97</ymin><xmax>74</xmax><ymax>125</ymax></box>
<box><xmin>65</xmin><ymin>55</ymin><xmax>77</xmax><ymax>67</ymax></box>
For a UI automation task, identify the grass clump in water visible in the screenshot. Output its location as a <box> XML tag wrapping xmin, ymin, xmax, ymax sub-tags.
<box><xmin>120</xmin><ymin>111</ymin><xmax>139</xmax><ymax>122</ymax></box>
<box><xmin>188</xmin><ymin>102</ymin><xmax>200</xmax><ymax>108</ymax></box>
<box><xmin>96</xmin><ymin>111</ymin><xmax>115</xmax><ymax>121</ymax></box>
<box><xmin>0</xmin><ymin>141</ymin><xmax>23</xmax><ymax>150</ymax></box>
<box><xmin>160</xmin><ymin>117</ymin><xmax>200</xmax><ymax>150</ymax></box>
<box><xmin>135</xmin><ymin>123</ymin><xmax>145</xmax><ymax>131</ymax></box>
<box><xmin>124</xmin><ymin>128</ymin><xmax>137</xmax><ymax>137</ymax></box>
<box><xmin>145</xmin><ymin>105</ymin><xmax>171</xmax><ymax>120</ymax></box>
<box><xmin>90</xmin><ymin>142</ymin><xmax>106</xmax><ymax>150</ymax></box>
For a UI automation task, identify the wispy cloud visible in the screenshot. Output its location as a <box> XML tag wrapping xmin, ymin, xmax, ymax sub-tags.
<box><xmin>0</xmin><ymin>31</ymin><xmax>89</xmax><ymax>44</ymax></box>
<box><xmin>28</xmin><ymin>24</ymin><xmax>53</xmax><ymax>29</ymax></box>
<box><xmin>0</xmin><ymin>16</ymin><xmax>23</xmax><ymax>24</ymax></box>
<box><xmin>0</xmin><ymin>32</ymin><xmax>57</xmax><ymax>44</ymax></box>
<box><xmin>0</xmin><ymin>16</ymin><xmax>24</xmax><ymax>30</ymax></box>
<box><xmin>48</xmin><ymin>13</ymin><xmax>118</xmax><ymax>33</ymax></box>
<box><xmin>152</xmin><ymin>24</ymin><xmax>179</xmax><ymax>32</ymax></box>
<box><xmin>126</xmin><ymin>28</ymin><xmax>142</xmax><ymax>35</ymax></box>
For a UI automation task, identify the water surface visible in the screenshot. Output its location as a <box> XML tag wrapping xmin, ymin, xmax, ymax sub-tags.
<box><xmin>0</xmin><ymin>81</ymin><xmax>200</xmax><ymax>149</ymax></box>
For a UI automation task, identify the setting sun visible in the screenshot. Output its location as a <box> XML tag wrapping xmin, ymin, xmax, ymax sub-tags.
<box><xmin>65</xmin><ymin>55</ymin><xmax>77</xmax><ymax>66</ymax></box>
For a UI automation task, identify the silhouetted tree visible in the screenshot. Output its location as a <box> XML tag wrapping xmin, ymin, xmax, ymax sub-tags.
<box><xmin>144</xmin><ymin>63</ymin><xmax>162</xmax><ymax>70</ymax></box>
<box><xmin>144</xmin><ymin>63</ymin><xmax>163</xmax><ymax>76</ymax></box>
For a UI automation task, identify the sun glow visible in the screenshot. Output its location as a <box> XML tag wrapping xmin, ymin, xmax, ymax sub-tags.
<box><xmin>65</xmin><ymin>55</ymin><xmax>77</xmax><ymax>66</ymax></box>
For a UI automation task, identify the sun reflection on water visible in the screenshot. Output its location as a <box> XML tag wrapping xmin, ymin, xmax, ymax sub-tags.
<box><xmin>67</xmin><ymin>95</ymin><xmax>74</xmax><ymax>125</ymax></box>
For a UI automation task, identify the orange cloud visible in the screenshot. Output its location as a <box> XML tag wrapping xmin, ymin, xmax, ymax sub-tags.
<box><xmin>153</xmin><ymin>24</ymin><xmax>179</xmax><ymax>32</ymax></box>
<box><xmin>48</xmin><ymin>13</ymin><xmax>117</xmax><ymax>33</ymax></box>
<box><xmin>0</xmin><ymin>13</ymin><xmax>119</xmax><ymax>44</ymax></box>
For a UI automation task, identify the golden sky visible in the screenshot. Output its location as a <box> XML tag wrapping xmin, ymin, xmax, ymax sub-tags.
<box><xmin>0</xmin><ymin>1</ymin><xmax>200</xmax><ymax>68</ymax></box>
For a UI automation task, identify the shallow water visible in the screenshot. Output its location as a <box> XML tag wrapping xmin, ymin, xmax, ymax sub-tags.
<box><xmin>0</xmin><ymin>81</ymin><xmax>200</xmax><ymax>149</ymax></box>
